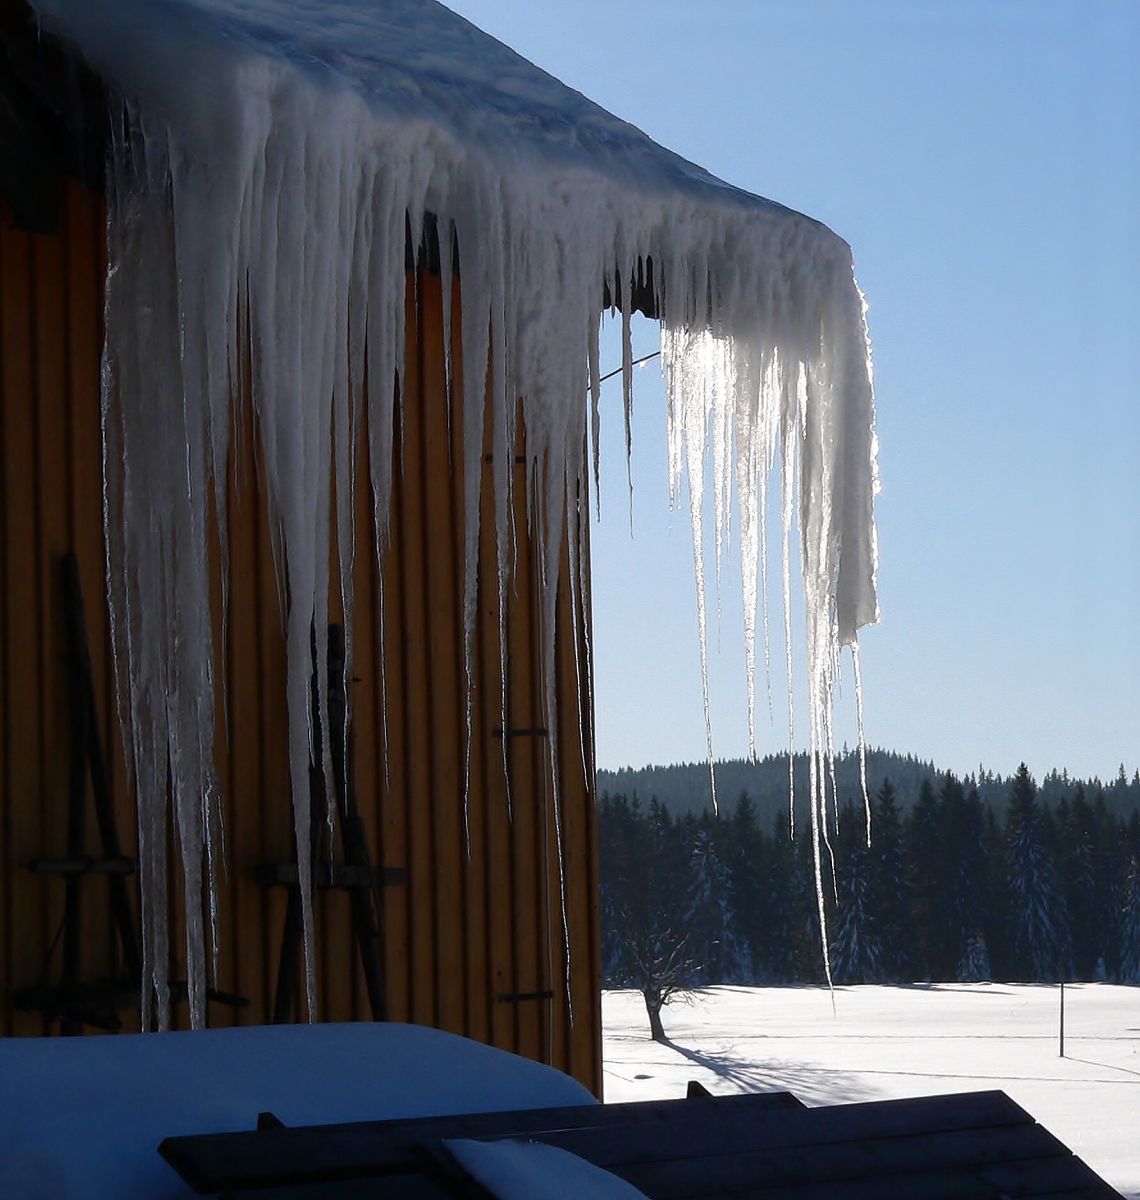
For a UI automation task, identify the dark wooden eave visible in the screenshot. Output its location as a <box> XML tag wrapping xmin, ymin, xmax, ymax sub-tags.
<box><xmin>160</xmin><ymin>1088</ymin><xmax>1122</xmax><ymax>1200</ymax></box>
<box><xmin>603</xmin><ymin>255</ymin><xmax>660</xmax><ymax>321</ymax></box>
<box><xmin>0</xmin><ymin>0</ymin><xmax>107</xmax><ymax>233</ymax></box>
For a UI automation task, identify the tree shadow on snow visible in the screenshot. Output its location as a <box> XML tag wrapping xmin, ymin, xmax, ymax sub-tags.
<box><xmin>916</xmin><ymin>984</ymin><xmax>1005</xmax><ymax>997</ymax></box>
<box><xmin>660</xmin><ymin>1039</ymin><xmax>880</xmax><ymax>1107</ymax></box>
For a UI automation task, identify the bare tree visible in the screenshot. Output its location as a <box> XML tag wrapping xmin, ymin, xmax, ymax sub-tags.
<box><xmin>611</xmin><ymin>916</ymin><xmax>694</xmax><ymax>1041</ymax></box>
<box><xmin>600</xmin><ymin>797</ymin><xmax>695</xmax><ymax>1041</ymax></box>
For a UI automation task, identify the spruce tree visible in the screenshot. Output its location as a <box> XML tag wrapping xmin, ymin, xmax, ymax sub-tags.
<box><xmin>1105</xmin><ymin>800</ymin><xmax>1133</xmax><ymax>979</ymax></box>
<box><xmin>958</xmin><ymin>932</ymin><xmax>991</xmax><ymax>982</ymax></box>
<box><xmin>688</xmin><ymin>822</ymin><xmax>746</xmax><ymax>983</ymax></box>
<box><xmin>1119</xmin><ymin>858</ymin><xmax>1140</xmax><ymax>984</ymax></box>
<box><xmin>1128</xmin><ymin>811</ymin><xmax>1140</xmax><ymax>861</ymax></box>
<box><xmin>830</xmin><ymin>830</ymin><xmax>882</xmax><ymax>984</ymax></box>
<box><xmin>983</xmin><ymin>802</ymin><xmax>1010</xmax><ymax>973</ymax></box>
<box><xmin>724</xmin><ymin>795</ymin><xmax>765</xmax><ymax>982</ymax></box>
<box><xmin>598</xmin><ymin>794</ymin><xmax>642</xmax><ymax>982</ymax></box>
<box><xmin>794</xmin><ymin>815</ymin><xmax>828</xmax><ymax>982</ymax></box>
<box><xmin>1005</xmin><ymin>765</ymin><xmax>1072</xmax><ymax>981</ymax></box>
<box><xmin>1059</xmin><ymin>787</ymin><xmax>1116</xmax><ymax>980</ymax></box>
<box><xmin>763</xmin><ymin>806</ymin><xmax>806</xmax><ymax>984</ymax></box>
<box><xmin>923</xmin><ymin>776</ymin><xmax>961</xmax><ymax>978</ymax></box>
<box><xmin>906</xmin><ymin>778</ymin><xmax>941</xmax><ymax>979</ymax></box>
<box><xmin>938</xmin><ymin>779</ymin><xmax>990</xmax><ymax>980</ymax></box>
<box><xmin>868</xmin><ymin>778</ymin><xmax>910</xmax><ymax>981</ymax></box>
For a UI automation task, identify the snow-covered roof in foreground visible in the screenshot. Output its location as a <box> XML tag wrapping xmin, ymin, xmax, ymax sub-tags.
<box><xmin>0</xmin><ymin>1022</ymin><xmax>594</xmax><ymax>1199</ymax></box>
<box><xmin>27</xmin><ymin>0</ymin><xmax>879</xmax><ymax>1022</ymax></box>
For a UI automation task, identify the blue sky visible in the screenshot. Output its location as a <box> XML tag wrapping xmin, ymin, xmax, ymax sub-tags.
<box><xmin>444</xmin><ymin>0</ymin><xmax>1140</xmax><ymax>782</ymax></box>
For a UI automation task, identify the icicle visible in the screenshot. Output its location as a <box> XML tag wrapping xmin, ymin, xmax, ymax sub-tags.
<box><xmin>377</xmin><ymin>574</ymin><xmax>391</xmax><ymax>790</ymax></box>
<box><xmin>36</xmin><ymin>0</ymin><xmax>878</xmax><ymax>1018</ymax></box>
<box><xmin>759</xmin><ymin>451</ymin><xmax>774</xmax><ymax>727</ymax></box>
<box><xmin>780</xmin><ymin>389</ymin><xmax>798</xmax><ymax>838</ymax></box>
<box><xmin>621</xmin><ymin>290</ymin><xmax>634</xmax><ymax>530</ymax></box>
<box><xmin>539</xmin><ymin>470</ymin><xmax>574</xmax><ymax>1024</ymax></box>
<box><xmin>100</xmin><ymin>97</ymin><xmax>225</xmax><ymax>1030</ymax></box>
<box><xmin>711</xmin><ymin>345</ymin><xmax>732</xmax><ymax>593</ymax></box>
<box><xmin>567</xmin><ymin>485</ymin><xmax>592</xmax><ymax>790</ymax></box>
<box><xmin>852</xmin><ymin>642</ymin><xmax>871</xmax><ymax>845</ymax></box>
<box><xmin>664</xmin><ymin>328</ymin><xmax>722</xmax><ymax>815</ymax></box>
<box><xmin>734</xmin><ymin>351</ymin><xmax>761</xmax><ymax>761</ymax></box>
<box><xmin>588</xmin><ymin>310</ymin><xmax>602</xmax><ymax>520</ymax></box>
<box><xmin>734</xmin><ymin>345</ymin><xmax>781</xmax><ymax>759</ymax></box>
<box><xmin>808</xmin><ymin>749</ymin><xmax>833</xmax><ymax>990</ymax></box>
<box><xmin>663</xmin><ymin>296</ymin><xmax>876</xmax><ymax>973</ymax></box>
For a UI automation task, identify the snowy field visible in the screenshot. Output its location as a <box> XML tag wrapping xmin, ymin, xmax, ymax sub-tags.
<box><xmin>603</xmin><ymin>984</ymin><xmax>1140</xmax><ymax>1198</ymax></box>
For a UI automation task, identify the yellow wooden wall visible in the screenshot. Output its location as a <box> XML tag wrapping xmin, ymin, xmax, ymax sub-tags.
<box><xmin>0</xmin><ymin>179</ymin><xmax>602</xmax><ymax>1095</ymax></box>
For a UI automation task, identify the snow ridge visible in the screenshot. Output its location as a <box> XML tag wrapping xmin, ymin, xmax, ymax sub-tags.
<box><xmin>30</xmin><ymin>0</ymin><xmax>878</xmax><ymax>1023</ymax></box>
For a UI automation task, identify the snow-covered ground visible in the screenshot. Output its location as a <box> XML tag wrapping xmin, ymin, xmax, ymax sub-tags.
<box><xmin>603</xmin><ymin>983</ymin><xmax>1140</xmax><ymax>1198</ymax></box>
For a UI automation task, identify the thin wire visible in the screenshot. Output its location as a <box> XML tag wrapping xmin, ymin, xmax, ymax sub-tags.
<box><xmin>598</xmin><ymin>350</ymin><xmax>660</xmax><ymax>385</ymax></box>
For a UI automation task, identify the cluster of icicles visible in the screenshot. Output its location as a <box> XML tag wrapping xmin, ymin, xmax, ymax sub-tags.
<box><xmin>39</xmin><ymin>0</ymin><xmax>877</xmax><ymax>1028</ymax></box>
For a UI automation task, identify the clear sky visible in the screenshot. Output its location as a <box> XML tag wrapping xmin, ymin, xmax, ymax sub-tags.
<box><xmin>443</xmin><ymin>0</ymin><xmax>1140</xmax><ymax>783</ymax></box>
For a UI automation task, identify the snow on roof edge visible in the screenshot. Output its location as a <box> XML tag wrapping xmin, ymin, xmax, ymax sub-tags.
<box><xmin>29</xmin><ymin>0</ymin><xmax>827</xmax><ymax>228</ymax></box>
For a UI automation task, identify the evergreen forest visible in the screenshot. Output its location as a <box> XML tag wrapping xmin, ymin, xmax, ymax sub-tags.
<box><xmin>600</xmin><ymin>765</ymin><xmax>1140</xmax><ymax>1016</ymax></box>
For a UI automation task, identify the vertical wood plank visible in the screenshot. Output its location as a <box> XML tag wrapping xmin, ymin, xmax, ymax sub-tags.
<box><xmin>547</xmin><ymin>541</ymin><xmax>571</xmax><ymax>1077</ymax></box>
<box><xmin>64</xmin><ymin>182</ymin><xmax>130</xmax><ymax>1010</ymax></box>
<box><xmin>0</xmin><ymin>217</ymin><xmax>12</xmax><ymax>1035</ymax></box>
<box><xmin>348</xmin><ymin>395</ymin><xmax>380</xmax><ymax>1024</ymax></box>
<box><xmin>2</xmin><ymin>225</ymin><xmax>46</xmax><ymax>1036</ymax></box>
<box><xmin>223</xmin><ymin>375</ymin><xmax>268</xmax><ymax>1022</ymax></box>
<box><xmin>450</xmin><ymin>276</ymin><xmax>488</xmax><ymax>1048</ymax></box>
<box><xmin>478</xmin><ymin>381</ymin><xmax>516</xmax><ymax>1057</ymax></box>
<box><xmin>378</xmin><ymin>434</ymin><xmax>411</xmax><ymax>1024</ymax></box>
<box><xmin>506</xmin><ymin>428</ymin><xmax>546</xmax><ymax>1065</ymax></box>
<box><xmin>210</xmin><ymin>480</ymin><xmax>236</xmax><ymax>1029</ymax></box>
<box><xmin>555</xmin><ymin>500</ymin><xmax>600</xmax><ymax>1092</ymax></box>
<box><xmin>318</xmin><ymin>498</ymin><xmax>353</xmax><ymax>1023</ymax></box>
<box><xmin>397</xmin><ymin>271</ymin><xmax>436</xmax><ymax>1027</ymax></box>
<box><xmin>32</xmin><ymin>226</ymin><xmax>76</xmax><ymax>990</ymax></box>
<box><xmin>418</xmin><ymin>268</ymin><xmax>465</xmax><ymax>1036</ymax></box>
<box><xmin>566</xmin><ymin>511</ymin><xmax>602</xmax><ymax>1094</ymax></box>
<box><xmin>255</xmin><ymin>414</ymin><xmax>294</xmax><ymax>1022</ymax></box>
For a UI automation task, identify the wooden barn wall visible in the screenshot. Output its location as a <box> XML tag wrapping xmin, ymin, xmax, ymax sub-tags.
<box><xmin>0</xmin><ymin>180</ymin><xmax>120</xmax><ymax>1038</ymax></box>
<box><xmin>0</xmin><ymin>178</ymin><xmax>602</xmax><ymax>1096</ymax></box>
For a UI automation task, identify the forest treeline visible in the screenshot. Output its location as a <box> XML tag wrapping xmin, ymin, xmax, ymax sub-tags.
<box><xmin>599</xmin><ymin>750</ymin><xmax>1140</xmax><ymax>826</ymax></box>
<box><xmin>600</xmin><ymin>766</ymin><xmax>1140</xmax><ymax>1002</ymax></box>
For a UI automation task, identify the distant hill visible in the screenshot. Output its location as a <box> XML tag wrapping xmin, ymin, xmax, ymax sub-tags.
<box><xmin>597</xmin><ymin>750</ymin><xmax>1140</xmax><ymax>829</ymax></box>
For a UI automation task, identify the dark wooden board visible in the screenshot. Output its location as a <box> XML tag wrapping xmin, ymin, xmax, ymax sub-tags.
<box><xmin>1025</xmin><ymin>1191</ymin><xmax>1128</xmax><ymax>1200</ymax></box>
<box><xmin>977</xmin><ymin>1154</ymin><xmax>1120</xmax><ymax>1197</ymax></box>
<box><xmin>612</xmin><ymin>1128</ymin><xmax>1104</xmax><ymax>1195</ymax></box>
<box><xmin>722</xmin><ymin>1166</ymin><xmax>1115</xmax><ymax>1200</ymax></box>
<box><xmin>607</xmin><ymin>1123</ymin><xmax>1069</xmax><ymax>1198</ymax></box>
<box><xmin>482</xmin><ymin>1090</ymin><xmax>1033</xmax><ymax>1171</ymax></box>
<box><xmin>163</xmin><ymin>1090</ymin><xmax>1122</xmax><ymax>1200</ymax></box>
<box><xmin>162</xmin><ymin>1093</ymin><xmax>803</xmax><ymax>1193</ymax></box>
<box><xmin>716</xmin><ymin>1167</ymin><xmax>1007</xmax><ymax>1200</ymax></box>
<box><xmin>224</xmin><ymin>1166</ymin><xmax>1117</xmax><ymax>1200</ymax></box>
<box><xmin>219</xmin><ymin>1173</ymin><xmax>457</xmax><ymax>1200</ymax></box>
